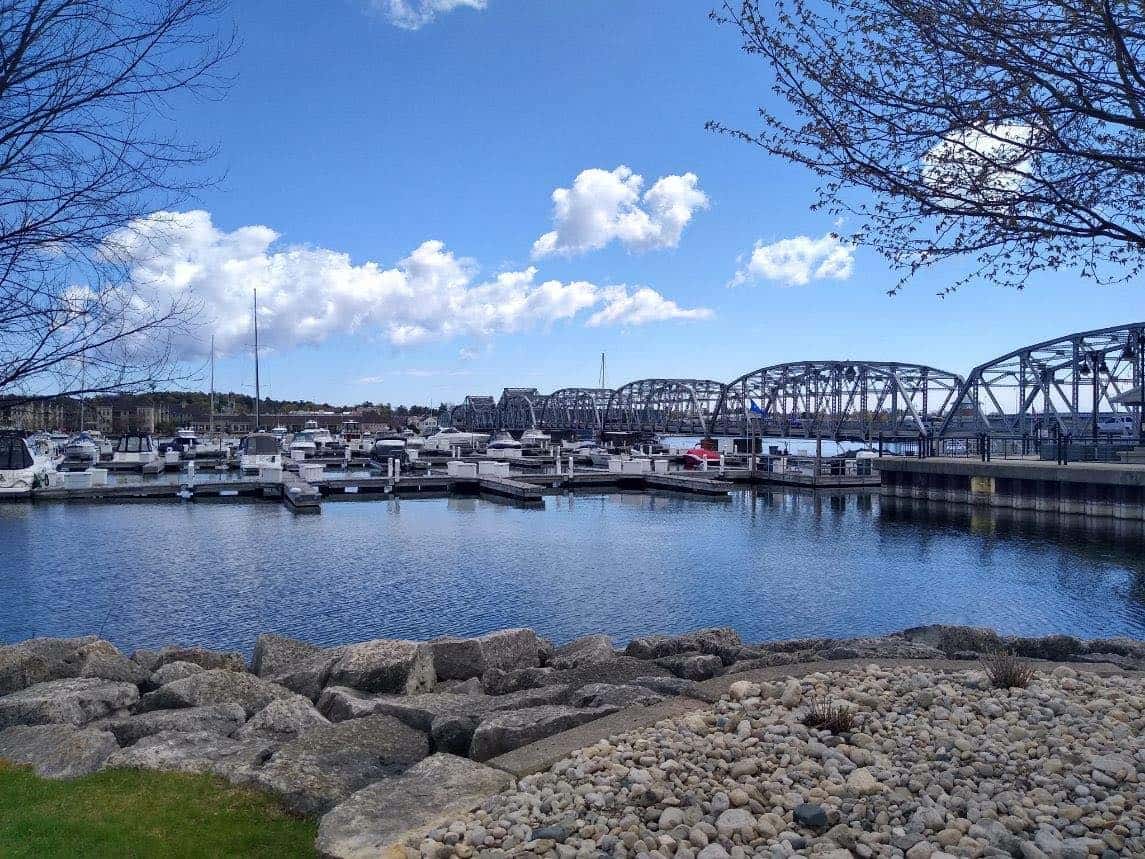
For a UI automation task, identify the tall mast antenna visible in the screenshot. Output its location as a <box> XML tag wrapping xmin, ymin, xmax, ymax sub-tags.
<box><xmin>253</xmin><ymin>290</ymin><xmax>261</xmax><ymax>431</ymax></box>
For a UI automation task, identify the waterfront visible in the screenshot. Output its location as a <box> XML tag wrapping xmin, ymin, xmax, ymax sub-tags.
<box><xmin>2</xmin><ymin>490</ymin><xmax>1142</xmax><ymax>653</ymax></box>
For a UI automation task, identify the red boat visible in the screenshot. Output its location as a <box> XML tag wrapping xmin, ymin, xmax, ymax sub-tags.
<box><xmin>682</xmin><ymin>446</ymin><xmax>721</xmax><ymax>469</ymax></box>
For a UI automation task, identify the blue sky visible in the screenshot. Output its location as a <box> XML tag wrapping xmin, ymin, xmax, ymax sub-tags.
<box><xmin>144</xmin><ymin>0</ymin><xmax>1141</xmax><ymax>406</ymax></box>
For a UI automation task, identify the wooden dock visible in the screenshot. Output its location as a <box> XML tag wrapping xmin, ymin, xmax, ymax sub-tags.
<box><xmin>281</xmin><ymin>473</ymin><xmax>322</xmax><ymax>513</ymax></box>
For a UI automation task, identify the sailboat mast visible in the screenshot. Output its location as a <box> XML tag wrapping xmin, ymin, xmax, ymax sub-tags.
<box><xmin>209</xmin><ymin>334</ymin><xmax>216</xmax><ymax>437</ymax></box>
<box><xmin>599</xmin><ymin>352</ymin><xmax>606</xmax><ymax>389</ymax></box>
<box><xmin>253</xmin><ymin>290</ymin><xmax>261</xmax><ymax>431</ymax></box>
<box><xmin>79</xmin><ymin>352</ymin><xmax>86</xmax><ymax>432</ymax></box>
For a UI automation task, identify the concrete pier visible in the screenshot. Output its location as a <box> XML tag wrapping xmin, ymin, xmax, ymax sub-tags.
<box><xmin>874</xmin><ymin>456</ymin><xmax>1145</xmax><ymax>521</ymax></box>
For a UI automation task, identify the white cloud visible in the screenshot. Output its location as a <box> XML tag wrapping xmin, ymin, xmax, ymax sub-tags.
<box><xmin>369</xmin><ymin>0</ymin><xmax>485</xmax><ymax>30</ymax></box>
<box><xmin>458</xmin><ymin>347</ymin><xmax>479</xmax><ymax>361</ymax></box>
<box><xmin>730</xmin><ymin>234</ymin><xmax>855</xmax><ymax>287</ymax></box>
<box><xmin>102</xmin><ymin>210</ymin><xmax>711</xmax><ymax>358</ymax></box>
<box><xmin>587</xmin><ymin>286</ymin><xmax>714</xmax><ymax>327</ymax></box>
<box><xmin>533</xmin><ymin>166</ymin><xmax>709</xmax><ymax>258</ymax></box>
<box><xmin>923</xmin><ymin>123</ymin><xmax>1033</xmax><ymax>203</ymax></box>
<box><xmin>357</xmin><ymin>375</ymin><xmax>386</xmax><ymax>384</ymax></box>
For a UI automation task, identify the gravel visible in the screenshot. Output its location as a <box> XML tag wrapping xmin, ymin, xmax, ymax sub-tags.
<box><xmin>424</xmin><ymin>664</ymin><xmax>1143</xmax><ymax>858</ymax></box>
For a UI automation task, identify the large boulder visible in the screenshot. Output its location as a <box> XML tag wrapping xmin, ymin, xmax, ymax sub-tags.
<box><xmin>430</xmin><ymin>628</ymin><xmax>541</xmax><ymax>681</ymax></box>
<box><xmin>153</xmin><ymin>646</ymin><xmax>247</xmax><ymax>673</ymax></box>
<box><xmin>551</xmin><ymin>635</ymin><xmax>617</xmax><ymax>670</ymax></box>
<box><xmin>250</xmin><ymin>714</ymin><xmax>429</xmax><ymax>816</ymax></box>
<box><xmin>895</xmin><ymin>625</ymin><xmax>1004</xmax><ymax>656</ymax></box>
<box><xmin>266</xmin><ymin>647</ymin><xmax>346</xmax><ymax>702</ymax></box>
<box><xmin>104</xmin><ymin>730</ymin><xmax>275</xmax><ymax>780</ymax></box>
<box><xmin>134</xmin><ymin>670</ymin><xmax>294</xmax><ymax>717</ymax></box>
<box><xmin>251</xmin><ymin>633</ymin><xmax>325</xmax><ymax>678</ymax></box>
<box><xmin>234</xmin><ymin>695</ymin><xmax>329</xmax><ymax>742</ymax></box>
<box><xmin>0</xmin><ymin>724</ymin><xmax>119</xmax><ymax>779</ymax></box>
<box><xmin>481</xmin><ymin>667</ymin><xmax>554</xmax><ymax>695</ymax></box>
<box><xmin>65</xmin><ymin>641</ymin><xmax>150</xmax><ymax>686</ymax></box>
<box><xmin>469</xmin><ymin>705</ymin><xmax>618</xmax><ymax>761</ymax></box>
<box><xmin>1006</xmin><ymin>634</ymin><xmax>1085</xmax><ymax>661</ymax></box>
<box><xmin>629</xmin><ymin>676</ymin><xmax>718</xmax><ymax>703</ymax></box>
<box><xmin>656</xmin><ymin>653</ymin><xmax>725</xmax><ymax>681</ymax></box>
<box><xmin>318</xmin><ymin>684</ymin><xmax>570</xmax><ymax>731</ymax></box>
<box><xmin>316</xmin><ymin>753</ymin><xmax>513</xmax><ymax>859</ymax></box>
<box><xmin>148</xmin><ymin>661</ymin><xmax>205</xmax><ymax>688</ymax></box>
<box><xmin>541</xmin><ymin>656</ymin><xmax>673</xmax><ymax>690</ymax></box>
<box><xmin>569</xmin><ymin>683</ymin><xmax>664</xmax><ymax>709</ymax></box>
<box><xmin>0</xmin><ymin>636</ymin><xmax>100</xmax><ymax>694</ymax></box>
<box><xmin>0</xmin><ymin>678</ymin><xmax>139</xmax><ymax>729</ymax></box>
<box><xmin>625</xmin><ymin>628</ymin><xmax>743</xmax><ymax>664</ymax></box>
<box><xmin>326</xmin><ymin>640</ymin><xmax>435</xmax><ymax>695</ymax></box>
<box><xmin>92</xmin><ymin>704</ymin><xmax>246</xmax><ymax>746</ymax></box>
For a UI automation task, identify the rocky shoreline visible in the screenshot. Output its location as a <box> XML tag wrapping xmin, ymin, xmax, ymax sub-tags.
<box><xmin>1</xmin><ymin>624</ymin><xmax>1143</xmax><ymax>856</ymax></box>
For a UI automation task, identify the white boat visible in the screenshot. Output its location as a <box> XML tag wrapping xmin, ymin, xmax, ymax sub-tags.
<box><xmin>64</xmin><ymin>432</ymin><xmax>100</xmax><ymax>462</ymax></box>
<box><xmin>288</xmin><ymin>430</ymin><xmax>318</xmax><ymax>458</ymax></box>
<box><xmin>270</xmin><ymin>425</ymin><xmax>289</xmax><ymax>440</ymax></box>
<box><xmin>111</xmin><ymin>432</ymin><xmax>158</xmax><ymax>465</ymax></box>
<box><xmin>423</xmin><ymin>427</ymin><xmax>489</xmax><ymax>453</ymax></box>
<box><xmin>520</xmin><ymin>428</ymin><xmax>552</xmax><ymax>449</ymax></box>
<box><xmin>238</xmin><ymin>433</ymin><xmax>282</xmax><ymax>472</ymax></box>
<box><xmin>371</xmin><ymin>436</ymin><xmax>407</xmax><ymax>462</ymax></box>
<box><xmin>488</xmin><ymin>431</ymin><xmax>523</xmax><ymax>452</ymax></box>
<box><xmin>0</xmin><ymin>432</ymin><xmax>54</xmax><ymax>496</ymax></box>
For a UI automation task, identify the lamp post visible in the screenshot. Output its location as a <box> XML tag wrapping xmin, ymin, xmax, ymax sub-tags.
<box><xmin>1078</xmin><ymin>350</ymin><xmax>1108</xmax><ymax>445</ymax></box>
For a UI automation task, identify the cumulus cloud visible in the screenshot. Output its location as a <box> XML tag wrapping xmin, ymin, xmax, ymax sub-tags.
<box><xmin>923</xmin><ymin>123</ymin><xmax>1034</xmax><ymax>203</ymax></box>
<box><xmin>369</xmin><ymin>0</ymin><xmax>486</xmax><ymax>29</ymax></box>
<box><xmin>730</xmin><ymin>234</ymin><xmax>855</xmax><ymax>287</ymax></box>
<box><xmin>533</xmin><ymin>166</ymin><xmax>709</xmax><ymax>258</ymax></box>
<box><xmin>102</xmin><ymin>211</ymin><xmax>711</xmax><ymax>358</ymax></box>
<box><xmin>587</xmin><ymin>287</ymin><xmax>714</xmax><ymax>327</ymax></box>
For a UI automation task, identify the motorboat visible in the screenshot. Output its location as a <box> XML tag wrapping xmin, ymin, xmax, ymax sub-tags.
<box><xmin>64</xmin><ymin>432</ymin><xmax>100</xmax><ymax>463</ymax></box>
<box><xmin>311</xmin><ymin>425</ymin><xmax>335</xmax><ymax>451</ymax></box>
<box><xmin>682</xmin><ymin>445</ymin><xmax>721</xmax><ymax>469</ymax></box>
<box><xmin>0</xmin><ymin>432</ymin><xmax>54</xmax><ymax>496</ymax></box>
<box><xmin>238</xmin><ymin>433</ymin><xmax>282</xmax><ymax>472</ymax></box>
<box><xmin>162</xmin><ymin>427</ymin><xmax>204</xmax><ymax>456</ymax></box>
<box><xmin>423</xmin><ymin>427</ymin><xmax>488</xmax><ymax>454</ymax></box>
<box><xmin>370</xmin><ymin>436</ymin><xmax>408</xmax><ymax>464</ymax></box>
<box><xmin>111</xmin><ymin>432</ymin><xmax>158</xmax><ymax>465</ymax></box>
<box><xmin>288</xmin><ymin>430</ymin><xmax>318</xmax><ymax>458</ymax></box>
<box><xmin>487</xmin><ymin>432</ymin><xmax>523</xmax><ymax>453</ymax></box>
<box><xmin>270</xmin><ymin>425</ymin><xmax>289</xmax><ymax>440</ymax></box>
<box><xmin>520</xmin><ymin>428</ymin><xmax>552</xmax><ymax>450</ymax></box>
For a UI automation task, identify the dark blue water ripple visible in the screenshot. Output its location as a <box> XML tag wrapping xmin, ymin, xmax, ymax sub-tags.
<box><xmin>1</xmin><ymin>491</ymin><xmax>1142</xmax><ymax>655</ymax></box>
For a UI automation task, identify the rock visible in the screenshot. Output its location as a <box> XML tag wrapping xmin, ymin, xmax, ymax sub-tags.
<box><xmin>656</xmin><ymin>653</ymin><xmax>724</xmax><ymax>681</ymax></box>
<box><xmin>234</xmin><ymin>695</ymin><xmax>329</xmax><ymax>742</ymax></box>
<box><xmin>439</xmin><ymin>677</ymin><xmax>483</xmax><ymax>695</ymax></box>
<box><xmin>134</xmin><ymin>670</ymin><xmax>294</xmax><ymax>717</ymax></box>
<box><xmin>551</xmin><ymin>635</ymin><xmax>616</xmax><ymax>670</ymax></box>
<box><xmin>430</xmin><ymin>628</ymin><xmax>541</xmax><ymax>681</ymax></box>
<box><xmin>846</xmin><ymin>767</ymin><xmax>880</xmax><ymax>795</ymax></box>
<box><xmin>568</xmin><ymin>683</ymin><xmax>663</xmax><ymax>709</ymax></box>
<box><xmin>104</xmin><ymin>730</ymin><xmax>274</xmax><ymax>779</ymax></box>
<box><xmin>715</xmin><ymin>808</ymin><xmax>755</xmax><ymax>838</ymax></box>
<box><xmin>896</xmin><ymin>625</ymin><xmax>1004</xmax><ymax>656</ymax></box>
<box><xmin>780</xmin><ymin>679</ymin><xmax>802</xmax><ymax>708</ymax></box>
<box><xmin>630</xmin><ymin>675</ymin><xmax>718</xmax><ymax>703</ymax></box>
<box><xmin>794</xmin><ymin>802</ymin><xmax>828</xmax><ymax>829</ymax></box>
<box><xmin>697</xmin><ymin>845</ymin><xmax>730</xmax><ymax>859</ymax></box>
<box><xmin>266</xmin><ymin>647</ymin><xmax>346</xmax><ymax>701</ymax></box>
<box><xmin>0</xmin><ymin>678</ymin><xmax>139</xmax><ymax>729</ymax></box>
<box><xmin>431</xmin><ymin>712</ymin><xmax>485</xmax><ymax>756</ymax></box>
<box><xmin>625</xmin><ymin>628</ymin><xmax>742</xmax><ymax>664</ymax></box>
<box><xmin>1007</xmin><ymin>634</ymin><xmax>1084</xmax><ymax>660</ymax></box>
<box><xmin>0</xmin><ymin>636</ymin><xmax>100</xmax><ymax>694</ymax></box>
<box><xmin>536</xmin><ymin>636</ymin><xmax>556</xmax><ymax>667</ymax></box>
<box><xmin>326</xmin><ymin>639</ymin><xmax>435</xmax><ymax>695</ymax></box>
<box><xmin>538</xmin><ymin>656</ymin><xmax>673</xmax><ymax>691</ymax></box>
<box><xmin>469</xmin><ymin>705</ymin><xmax>618</xmax><ymax>761</ymax></box>
<box><xmin>148</xmin><ymin>661</ymin><xmax>205</xmax><ymax>688</ymax></box>
<box><xmin>93</xmin><ymin>703</ymin><xmax>246</xmax><ymax>746</ymax></box>
<box><xmin>481</xmin><ymin>667</ymin><xmax>554</xmax><ymax>695</ymax></box>
<box><xmin>69</xmin><ymin>641</ymin><xmax>150</xmax><ymax>685</ymax></box>
<box><xmin>318</xmin><ymin>688</ymin><xmax>484</xmax><ymax>730</ymax></box>
<box><xmin>0</xmin><ymin>724</ymin><xmax>118</xmax><ymax>778</ymax></box>
<box><xmin>250</xmin><ymin>714</ymin><xmax>429</xmax><ymax>816</ymax></box>
<box><xmin>315</xmin><ymin>753</ymin><xmax>512</xmax><ymax>859</ymax></box>
<box><xmin>250</xmin><ymin>633</ymin><xmax>324</xmax><ymax>677</ymax></box>
<box><xmin>154</xmin><ymin>646</ymin><xmax>246</xmax><ymax>673</ymax></box>
<box><xmin>728</xmin><ymin>680</ymin><xmax>762</xmax><ymax>701</ymax></box>
<box><xmin>130</xmin><ymin>649</ymin><xmax>161</xmax><ymax>673</ymax></box>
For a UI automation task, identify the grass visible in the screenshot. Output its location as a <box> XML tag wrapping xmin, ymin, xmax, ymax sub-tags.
<box><xmin>981</xmin><ymin>651</ymin><xmax>1037</xmax><ymax>689</ymax></box>
<box><xmin>801</xmin><ymin>696</ymin><xmax>858</xmax><ymax>733</ymax></box>
<box><xmin>0</xmin><ymin>761</ymin><xmax>317</xmax><ymax>858</ymax></box>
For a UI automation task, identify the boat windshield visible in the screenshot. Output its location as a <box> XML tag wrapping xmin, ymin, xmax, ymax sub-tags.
<box><xmin>243</xmin><ymin>435</ymin><xmax>279</xmax><ymax>455</ymax></box>
<box><xmin>117</xmin><ymin>435</ymin><xmax>151</xmax><ymax>453</ymax></box>
<box><xmin>0</xmin><ymin>436</ymin><xmax>33</xmax><ymax>470</ymax></box>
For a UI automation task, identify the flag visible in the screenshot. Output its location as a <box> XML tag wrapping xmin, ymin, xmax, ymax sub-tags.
<box><xmin>749</xmin><ymin>399</ymin><xmax>767</xmax><ymax>416</ymax></box>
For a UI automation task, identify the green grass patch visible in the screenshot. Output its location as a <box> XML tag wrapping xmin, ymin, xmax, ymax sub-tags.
<box><xmin>0</xmin><ymin>761</ymin><xmax>317</xmax><ymax>858</ymax></box>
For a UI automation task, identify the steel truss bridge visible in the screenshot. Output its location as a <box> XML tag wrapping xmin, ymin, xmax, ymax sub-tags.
<box><xmin>446</xmin><ymin>322</ymin><xmax>1145</xmax><ymax>442</ymax></box>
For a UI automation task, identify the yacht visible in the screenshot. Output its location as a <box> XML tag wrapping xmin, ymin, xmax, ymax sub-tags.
<box><xmin>0</xmin><ymin>432</ymin><xmax>54</xmax><ymax>496</ymax></box>
<box><xmin>423</xmin><ymin>427</ymin><xmax>489</xmax><ymax>454</ymax></box>
<box><xmin>111</xmin><ymin>432</ymin><xmax>158</xmax><ymax>465</ymax></box>
<box><xmin>288</xmin><ymin>429</ymin><xmax>318</xmax><ymax>458</ymax></box>
<box><xmin>309</xmin><ymin>423</ymin><xmax>335</xmax><ymax>452</ymax></box>
<box><xmin>238</xmin><ymin>433</ymin><xmax>281</xmax><ymax>472</ymax></box>
<box><xmin>487</xmin><ymin>432</ymin><xmax>523</xmax><ymax>453</ymax></box>
<box><xmin>64</xmin><ymin>432</ymin><xmax>100</xmax><ymax>463</ymax></box>
<box><xmin>371</xmin><ymin>436</ymin><xmax>408</xmax><ymax>463</ymax></box>
<box><xmin>520</xmin><ymin>428</ymin><xmax>552</xmax><ymax>450</ymax></box>
<box><xmin>271</xmin><ymin>425</ymin><xmax>289</xmax><ymax>440</ymax></box>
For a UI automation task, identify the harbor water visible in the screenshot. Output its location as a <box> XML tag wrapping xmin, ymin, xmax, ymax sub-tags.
<box><xmin>2</xmin><ymin>490</ymin><xmax>1143</xmax><ymax>653</ymax></box>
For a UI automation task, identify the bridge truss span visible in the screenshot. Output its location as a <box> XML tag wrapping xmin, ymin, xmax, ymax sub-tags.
<box><xmin>537</xmin><ymin>388</ymin><xmax>612</xmax><ymax>433</ymax></box>
<box><xmin>938</xmin><ymin>322</ymin><xmax>1145</xmax><ymax>440</ymax></box>
<box><xmin>604</xmin><ymin>379</ymin><xmax>726</xmax><ymax>436</ymax></box>
<box><xmin>497</xmin><ymin>388</ymin><xmax>548</xmax><ymax>431</ymax></box>
<box><xmin>711</xmin><ymin>361</ymin><xmax>964</xmax><ymax>441</ymax></box>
